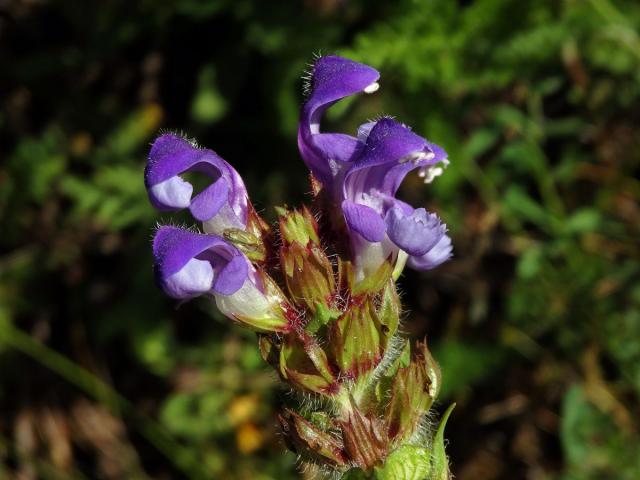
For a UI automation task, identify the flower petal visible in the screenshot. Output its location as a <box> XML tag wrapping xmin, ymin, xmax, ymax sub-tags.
<box><xmin>145</xmin><ymin>133</ymin><xmax>248</xmax><ymax>227</ymax></box>
<box><xmin>306</xmin><ymin>56</ymin><xmax>380</xmax><ymax>112</ymax></box>
<box><xmin>212</xmin><ymin>254</ymin><xmax>248</xmax><ymax>296</ymax></box>
<box><xmin>407</xmin><ymin>234</ymin><xmax>453</xmax><ymax>271</ymax></box>
<box><xmin>385</xmin><ymin>207</ymin><xmax>446</xmax><ymax>257</ymax></box>
<box><xmin>298</xmin><ymin>56</ymin><xmax>380</xmax><ymax>189</ymax></box>
<box><xmin>215</xmin><ymin>281</ymin><xmax>275</xmax><ymax>325</ymax></box>
<box><xmin>163</xmin><ymin>258</ymin><xmax>214</xmax><ymax>299</ymax></box>
<box><xmin>148</xmin><ymin>176</ymin><xmax>193</xmax><ymax>210</ymax></box>
<box><xmin>152</xmin><ymin>226</ymin><xmax>247</xmax><ymax>299</ymax></box>
<box><xmin>350</xmin><ymin>234</ymin><xmax>398</xmax><ymax>282</ymax></box>
<box><xmin>342</xmin><ymin>200</ymin><xmax>386</xmax><ymax>242</ymax></box>
<box><xmin>188</xmin><ymin>177</ymin><xmax>229</xmax><ymax>222</ymax></box>
<box><xmin>356</xmin><ymin>121</ymin><xmax>377</xmax><ymax>143</ymax></box>
<box><xmin>344</xmin><ymin>118</ymin><xmax>447</xmax><ymax>200</ymax></box>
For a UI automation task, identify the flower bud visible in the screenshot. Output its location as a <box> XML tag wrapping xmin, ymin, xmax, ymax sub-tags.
<box><xmin>278</xmin><ymin>332</ymin><xmax>339</xmax><ymax>396</ymax></box>
<box><xmin>278</xmin><ymin>206</ymin><xmax>319</xmax><ymax>245</ymax></box>
<box><xmin>330</xmin><ymin>298</ymin><xmax>382</xmax><ymax>380</ymax></box>
<box><xmin>339</xmin><ymin>401</ymin><xmax>388</xmax><ymax>471</ymax></box>
<box><xmin>377</xmin><ymin>281</ymin><xmax>401</xmax><ymax>348</ymax></box>
<box><xmin>279</xmin><ymin>409</ymin><xmax>347</xmax><ymax>467</ymax></box>
<box><xmin>223</xmin><ymin>228</ymin><xmax>266</xmax><ymax>263</ymax></box>
<box><xmin>278</xmin><ymin>207</ymin><xmax>336</xmax><ymax>312</ymax></box>
<box><xmin>385</xmin><ymin>340</ymin><xmax>441</xmax><ymax>443</ymax></box>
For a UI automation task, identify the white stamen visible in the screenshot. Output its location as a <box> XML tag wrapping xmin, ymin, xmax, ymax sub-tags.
<box><xmin>358</xmin><ymin>190</ymin><xmax>384</xmax><ymax>211</ymax></box>
<box><xmin>417</xmin><ymin>157</ymin><xmax>450</xmax><ymax>183</ymax></box>
<box><xmin>398</xmin><ymin>151</ymin><xmax>435</xmax><ymax>164</ymax></box>
<box><xmin>419</xmin><ymin>165</ymin><xmax>445</xmax><ymax>184</ymax></box>
<box><xmin>363</xmin><ymin>82</ymin><xmax>380</xmax><ymax>94</ymax></box>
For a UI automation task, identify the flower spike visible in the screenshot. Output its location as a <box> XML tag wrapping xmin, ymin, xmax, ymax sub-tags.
<box><xmin>145</xmin><ymin>55</ymin><xmax>455</xmax><ymax>479</ymax></box>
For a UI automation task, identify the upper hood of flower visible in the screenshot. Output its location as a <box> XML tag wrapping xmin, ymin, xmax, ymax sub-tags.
<box><xmin>298</xmin><ymin>56</ymin><xmax>380</xmax><ymax>192</ymax></box>
<box><xmin>344</xmin><ymin>118</ymin><xmax>448</xmax><ymax>206</ymax></box>
<box><xmin>145</xmin><ymin>133</ymin><xmax>249</xmax><ymax>233</ymax></box>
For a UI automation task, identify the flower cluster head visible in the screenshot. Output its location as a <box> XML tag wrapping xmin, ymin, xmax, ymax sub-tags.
<box><xmin>144</xmin><ymin>56</ymin><xmax>453</xmax><ymax>478</ymax></box>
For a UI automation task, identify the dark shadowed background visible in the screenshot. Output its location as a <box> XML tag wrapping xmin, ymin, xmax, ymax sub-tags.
<box><xmin>1</xmin><ymin>0</ymin><xmax>639</xmax><ymax>479</ymax></box>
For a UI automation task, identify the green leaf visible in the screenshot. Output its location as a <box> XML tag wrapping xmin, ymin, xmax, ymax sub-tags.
<box><xmin>502</xmin><ymin>185</ymin><xmax>559</xmax><ymax>233</ymax></box>
<box><xmin>463</xmin><ymin>128</ymin><xmax>499</xmax><ymax>159</ymax></box>
<box><xmin>560</xmin><ymin>384</ymin><xmax>640</xmax><ymax>477</ymax></box>
<box><xmin>375</xmin><ymin>445</ymin><xmax>431</xmax><ymax>480</ymax></box>
<box><xmin>565</xmin><ymin>209</ymin><xmax>601</xmax><ymax>235</ymax></box>
<box><xmin>430</xmin><ymin>403</ymin><xmax>455</xmax><ymax>480</ymax></box>
<box><xmin>517</xmin><ymin>245</ymin><xmax>544</xmax><ymax>279</ymax></box>
<box><xmin>191</xmin><ymin>66</ymin><xmax>227</xmax><ymax>124</ymax></box>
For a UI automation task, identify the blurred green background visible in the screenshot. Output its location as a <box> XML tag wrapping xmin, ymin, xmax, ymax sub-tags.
<box><xmin>1</xmin><ymin>0</ymin><xmax>639</xmax><ymax>479</ymax></box>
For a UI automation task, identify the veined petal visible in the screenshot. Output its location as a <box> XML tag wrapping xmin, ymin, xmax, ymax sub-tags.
<box><xmin>310</xmin><ymin>132</ymin><xmax>365</xmax><ymax>176</ymax></box>
<box><xmin>216</xmin><ymin>268</ymin><xmax>291</xmax><ymax>332</ymax></box>
<box><xmin>202</xmin><ymin>203</ymin><xmax>245</xmax><ymax>233</ymax></box>
<box><xmin>298</xmin><ymin>56</ymin><xmax>380</xmax><ymax>189</ymax></box>
<box><xmin>145</xmin><ymin>133</ymin><xmax>249</xmax><ymax>230</ymax></box>
<box><xmin>356</xmin><ymin>121</ymin><xmax>377</xmax><ymax>143</ymax></box>
<box><xmin>152</xmin><ymin>226</ymin><xmax>247</xmax><ymax>299</ymax></box>
<box><xmin>385</xmin><ymin>207</ymin><xmax>446</xmax><ymax>257</ymax></box>
<box><xmin>407</xmin><ymin>234</ymin><xmax>453</xmax><ymax>271</ymax></box>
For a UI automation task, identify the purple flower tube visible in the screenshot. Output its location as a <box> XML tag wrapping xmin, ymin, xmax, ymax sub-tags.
<box><xmin>152</xmin><ymin>226</ymin><xmax>289</xmax><ymax>332</ymax></box>
<box><xmin>298</xmin><ymin>55</ymin><xmax>380</xmax><ymax>198</ymax></box>
<box><xmin>145</xmin><ymin>133</ymin><xmax>250</xmax><ymax>235</ymax></box>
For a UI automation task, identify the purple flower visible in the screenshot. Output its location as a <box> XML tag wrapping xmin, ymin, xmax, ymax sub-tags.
<box><xmin>153</xmin><ymin>225</ymin><xmax>247</xmax><ymax>299</ymax></box>
<box><xmin>298</xmin><ymin>55</ymin><xmax>380</xmax><ymax>196</ymax></box>
<box><xmin>152</xmin><ymin>226</ymin><xmax>289</xmax><ymax>332</ymax></box>
<box><xmin>299</xmin><ymin>57</ymin><xmax>452</xmax><ymax>277</ymax></box>
<box><xmin>145</xmin><ymin>133</ymin><xmax>249</xmax><ymax>235</ymax></box>
<box><xmin>341</xmin><ymin>118</ymin><xmax>452</xmax><ymax>277</ymax></box>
